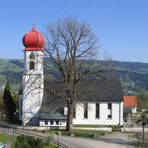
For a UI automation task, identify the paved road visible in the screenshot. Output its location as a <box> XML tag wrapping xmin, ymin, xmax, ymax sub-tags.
<box><xmin>59</xmin><ymin>132</ymin><xmax>134</xmax><ymax>148</ymax></box>
<box><xmin>0</xmin><ymin>125</ymin><xmax>134</xmax><ymax>148</ymax></box>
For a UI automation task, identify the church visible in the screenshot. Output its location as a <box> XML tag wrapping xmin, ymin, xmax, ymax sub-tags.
<box><xmin>19</xmin><ymin>27</ymin><xmax>123</xmax><ymax>128</ymax></box>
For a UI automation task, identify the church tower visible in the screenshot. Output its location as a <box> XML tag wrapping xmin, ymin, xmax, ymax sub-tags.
<box><xmin>21</xmin><ymin>26</ymin><xmax>44</xmax><ymax>125</ymax></box>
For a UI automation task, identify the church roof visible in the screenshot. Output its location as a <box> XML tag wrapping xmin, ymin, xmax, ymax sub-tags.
<box><xmin>22</xmin><ymin>26</ymin><xmax>44</xmax><ymax>51</ymax></box>
<box><xmin>39</xmin><ymin>77</ymin><xmax>123</xmax><ymax>119</ymax></box>
<box><xmin>40</xmin><ymin>78</ymin><xmax>123</xmax><ymax>108</ymax></box>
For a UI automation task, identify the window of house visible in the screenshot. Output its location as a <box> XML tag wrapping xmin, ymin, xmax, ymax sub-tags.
<box><xmin>96</xmin><ymin>103</ymin><xmax>100</xmax><ymax>118</ymax></box>
<box><xmin>45</xmin><ymin>120</ymin><xmax>48</xmax><ymax>125</ymax></box>
<box><xmin>50</xmin><ymin>120</ymin><xmax>53</xmax><ymax>125</ymax></box>
<box><xmin>84</xmin><ymin>103</ymin><xmax>88</xmax><ymax>119</ymax></box>
<box><xmin>29</xmin><ymin>61</ymin><xmax>35</xmax><ymax>70</ymax></box>
<box><xmin>56</xmin><ymin>120</ymin><xmax>59</xmax><ymax>125</ymax></box>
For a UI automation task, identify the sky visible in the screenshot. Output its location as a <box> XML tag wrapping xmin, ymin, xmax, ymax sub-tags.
<box><xmin>0</xmin><ymin>0</ymin><xmax>148</xmax><ymax>63</ymax></box>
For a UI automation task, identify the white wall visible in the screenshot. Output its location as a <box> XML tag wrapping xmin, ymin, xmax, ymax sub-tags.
<box><xmin>39</xmin><ymin>120</ymin><xmax>66</xmax><ymax>127</ymax></box>
<box><xmin>22</xmin><ymin>50</ymin><xmax>44</xmax><ymax>125</ymax></box>
<box><xmin>120</xmin><ymin>102</ymin><xmax>123</xmax><ymax>125</ymax></box>
<box><xmin>131</xmin><ymin>107</ymin><xmax>137</xmax><ymax>113</ymax></box>
<box><xmin>73</xmin><ymin>102</ymin><xmax>123</xmax><ymax>125</ymax></box>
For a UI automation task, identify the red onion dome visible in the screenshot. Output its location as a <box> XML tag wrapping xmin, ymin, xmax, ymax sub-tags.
<box><xmin>22</xmin><ymin>26</ymin><xmax>44</xmax><ymax>51</ymax></box>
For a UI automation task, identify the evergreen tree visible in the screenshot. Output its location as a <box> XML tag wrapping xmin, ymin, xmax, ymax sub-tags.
<box><xmin>3</xmin><ymin>80</ymin><xmax>16</xmax><ymax>119</ymax></box>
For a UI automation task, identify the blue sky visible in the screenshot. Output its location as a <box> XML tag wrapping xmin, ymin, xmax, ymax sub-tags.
<box><xmin>0</xmin><ymin>0</ymin><xmax>148</xmax><ymax>62</ymax></box>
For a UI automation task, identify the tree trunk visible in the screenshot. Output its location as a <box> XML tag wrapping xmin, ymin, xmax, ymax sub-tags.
<box><xmin>66</xmin><ymin>102</ymin><xmax>74</xmax><ymax>131</ymax></box>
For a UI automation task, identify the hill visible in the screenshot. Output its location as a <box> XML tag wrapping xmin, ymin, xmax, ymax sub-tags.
<box><xmin>0</xmin><ymin>59</ymin><xmax>148</xmax><ymax>95</ymax></box>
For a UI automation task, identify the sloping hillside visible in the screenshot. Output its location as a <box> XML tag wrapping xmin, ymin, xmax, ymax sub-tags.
<box><xmin>0</xmin><ymin>59</ymin><xmax>148</xmax><ymax>95</ymax></box>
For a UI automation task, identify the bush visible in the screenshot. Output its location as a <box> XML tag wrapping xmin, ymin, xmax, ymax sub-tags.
<box><xmin>15</xmin><ymin>135</ymin><xmax>44</xmax><ymax>148</ymax></box>
<box><xmin>112</xmin><ymin>125</ymin><xmax>122</xmax><ymax>131</ymax></box>
<box><xmin>60</xmin><ymin>129</ymin><xmax>105</xmax><ymax>138</ymax></box>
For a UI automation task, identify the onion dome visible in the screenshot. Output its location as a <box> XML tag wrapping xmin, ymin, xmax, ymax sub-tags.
<box><xmin>22</xmin><ymin>26</ymin><xmax>44</xmax><ymax>51</ymax></box>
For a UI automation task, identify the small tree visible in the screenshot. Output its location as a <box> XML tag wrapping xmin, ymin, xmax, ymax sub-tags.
<box><xmin>3</xmin><ymin>80</ymin><xmax>16</xmax><ymax>119</ymax></box>
<box><xmin>44</xmin><ymin>18</ymin><xmax>98</xmax><ymax>131</ymax></box>
<box><xmin>0</xmin><ymin>92</ymin><xmax>6</xmax><ymax>117</ymax></box>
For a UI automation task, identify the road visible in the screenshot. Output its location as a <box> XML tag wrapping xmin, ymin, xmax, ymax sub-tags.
<box><xmin>59</xmin><ymin>132</ymin><xmax>134</xmax><ymax>148</ymax></box>
<box><xmin>0</xmin><ymin>125</ymin><xmax>134</xmax><ymax>148</ymax></box>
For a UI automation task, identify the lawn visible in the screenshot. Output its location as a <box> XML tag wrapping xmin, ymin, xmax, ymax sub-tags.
<box><xmin>0</xmin><ymin>134</ymin><xmax>8</xmax><ymax>143</ymax></box>
<box><xmin>50</xmin><ymin>129</ymin><xmax>108</xmax><ymax>138</ymax></box>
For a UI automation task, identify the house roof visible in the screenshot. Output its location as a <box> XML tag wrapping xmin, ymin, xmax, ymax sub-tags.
<box><xmin>123</xmin><ymin>96</ymin><xmax>137</xmax><ymax>107</ymax></box>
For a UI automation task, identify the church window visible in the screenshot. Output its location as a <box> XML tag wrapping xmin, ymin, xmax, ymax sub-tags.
<box><xmin>29</xmin><ymin>61</ymin><xmax>35</xmax><ymax>70</ymax></box>
<box><xmin>96</xmin><ymin>103</ymin><xmax>100</xmax><ymax>118</ymax></box>
<box><xmin>108</xmin><ymin>103</ymin><xmax>112</xmax><ymax>110</ymax></box>
<box><xmin>56</xmin><ymin>120</ymin><xmax>59</xmax><ymax>125</ymax></box>
<box><xmin>107</xmin><ymin>103</ymin><xmax>112</xmax><ymax>119</ymax></box>
<box><xmin>84</xmin><ymin>103</ymin><xmax>88</xmax><ymax>119</ymax></box>
<box><xmin>73</xmin><ymin>107</ymin><xmax>76</xmax><ymax>118</ymax></box>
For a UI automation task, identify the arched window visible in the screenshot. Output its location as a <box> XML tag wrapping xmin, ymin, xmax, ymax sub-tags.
<box><xmin>29</xmin><ymin>61</ymin><xmax>35</xmax><ymax>70</ymax></box>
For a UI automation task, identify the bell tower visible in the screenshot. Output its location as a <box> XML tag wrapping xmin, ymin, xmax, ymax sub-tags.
<box><xmin>22</xmin><ymin>26</ymin><xmax>44</xmax><ymax>125</ymax></box>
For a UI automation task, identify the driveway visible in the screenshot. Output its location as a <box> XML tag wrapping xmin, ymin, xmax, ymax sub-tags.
<box><xmin>59</xmin><ymin>132</ymin><xmax>134</xmax><ymax>148</ymax></box>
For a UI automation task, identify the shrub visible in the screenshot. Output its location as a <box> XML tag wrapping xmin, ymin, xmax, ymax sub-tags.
<box><xmin>15</xmin><ymin>135</ymin><xmax>44</xmax><ymax>148</ymax></box>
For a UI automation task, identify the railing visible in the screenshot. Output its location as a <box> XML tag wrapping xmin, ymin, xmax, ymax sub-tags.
<box><xmin>0</xmin><ymin>122</ymin><xmax>68</xmax><ymax>148</ymax></box>
<box><xmin>13</xmin><ymin>130</ymin><xmax>68</xmax><ymax>148</ymax></box>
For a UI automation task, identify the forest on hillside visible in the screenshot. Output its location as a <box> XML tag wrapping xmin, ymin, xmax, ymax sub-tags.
<box><xmin>1</xmin><ymin>59</ymin><xmax>148</xmax><ymax>96</ymax></box>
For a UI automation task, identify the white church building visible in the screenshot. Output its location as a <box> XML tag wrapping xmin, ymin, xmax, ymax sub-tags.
<box><xmin>19</xmin><ymin>27</ymin><xmax>123</xmax><ymax>127</ymax></box>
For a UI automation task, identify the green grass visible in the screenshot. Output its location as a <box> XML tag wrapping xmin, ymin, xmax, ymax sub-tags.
<box><xmin>73</xmin><ymin>124</ymin><xmax>113</xmax><ymax>128</ymax></box>
<box><xmin>11</xmin><ymin>135</ymin><xmax>57</xmax><ymax>148</ymax></box>
<box><xmin>73</xmin><ymin>124</ymin><xmax>122</xmax><ymax>131</ymax></box>
<box><xmin>73</xmin><ymin>124</ymin><xmax>101</xmax><ymax>128</ymax></box>
<box><xmin>43</xmin><ymin>143</ymin><xmax>57</xmax><ymax>148</ymax></box>
<box><xmin>0</xmin><ymin>134</ymin><xmax>8</xmax><ymax>143</ymax></box>
<box><xmin>11</xmin><ymin>136</ymin><xmax>17</xmax><ymax>148</ymax></box>
<box><xmin>50</xmin><ymin>129</ymin><xmax>107</xmax><ymax>138</ymax></box>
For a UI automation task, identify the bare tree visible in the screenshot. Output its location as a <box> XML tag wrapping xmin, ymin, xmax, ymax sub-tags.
<box><xmin>44</xmin><ymin>18</ymin><xmax>98</xmax><ymax>131</ymax></box>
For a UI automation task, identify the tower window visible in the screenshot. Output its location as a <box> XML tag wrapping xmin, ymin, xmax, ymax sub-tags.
<box><xmin>29</xmin><ymin>61</ymin><xmax>35</xmax><ymax>70</ymax></box>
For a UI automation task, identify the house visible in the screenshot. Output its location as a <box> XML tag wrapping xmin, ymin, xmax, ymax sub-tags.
<box><xmin>19</xmin><ymin>26</ymin><xmax>123</xmax><ymax>128</ymax></box>
<box><xmin>123</xmin><ymin>96</ymin><xmax>137</xmax><ymax>121</ymax></box>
